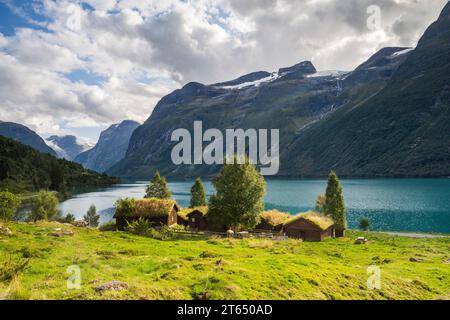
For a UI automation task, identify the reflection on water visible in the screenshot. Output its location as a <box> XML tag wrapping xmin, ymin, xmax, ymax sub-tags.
<box><xmin>60</xmin><ymin>179</ymin><xmax>450</xmax><ymax>233</ymax></box>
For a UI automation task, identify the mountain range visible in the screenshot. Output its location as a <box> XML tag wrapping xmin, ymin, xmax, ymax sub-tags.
<box><xmin>0</xmin><ymin>121</ymin><xmax>57</xmax><ymax>156</ymax></box>
<box><xmin>74</xmin><ymin>120</ymin><xmax>140</xmax><ymax>173</ymax></box>
<box><xmin>107</xmin><ymin>2</ymin><xmax>450</xmax><ymax>179</ymax></box>
<box><xmin>46</xmin><ymin>135</ymin><xmax>93</xmax><ymax>161</ymax></box>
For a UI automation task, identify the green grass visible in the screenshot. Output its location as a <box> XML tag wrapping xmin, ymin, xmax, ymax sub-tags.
<box><xmin>0</xmin><ymin>222</ymin><xmax>449</xmax><ymax>300</ymax></box>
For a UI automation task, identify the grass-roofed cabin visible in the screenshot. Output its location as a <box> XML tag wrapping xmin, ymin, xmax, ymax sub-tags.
<box><xmin>114</xmin><ymin>198</ymin><xmax>180</xmax><ymax>230</ymax></box>
<box><xmin>283</xmin><ymin>211</ymin><xmax>335</xmax><ymax>242</ymax></box>
<box><xmin>178</xmin><ymin>207</ymin><xmax>209</xmax><ymax>231</ymax></box>
<box><xmin>255</xmin><ymin>210</ymin><xmax>291</xmax><ymax>232</ymax></box>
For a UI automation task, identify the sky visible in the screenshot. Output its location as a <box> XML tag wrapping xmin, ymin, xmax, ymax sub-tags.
<box><xmin>0</xmin><ymin>0</ymin><xmax>448</xmax><ymax>143</ymax></box>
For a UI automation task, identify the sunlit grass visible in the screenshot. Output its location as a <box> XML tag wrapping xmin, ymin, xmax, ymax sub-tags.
<box><xmin>0</xmin><ymin>221</ymin><xmax>449</xmax><ymax>300</ymax></box>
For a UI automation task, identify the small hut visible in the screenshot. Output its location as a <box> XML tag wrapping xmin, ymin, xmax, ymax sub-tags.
<box><xmin>255</xmin><ymin>210</ymin><xmax>291</xmax><ymax>232</ymax></box>
<box><xmin>283</xmin><ymin>211</ymin><xmax>334</xmax><ymax>242</ymax></box>
<box><xmin>177</xmin><ymin>207</ymin><xmax>226</xmax><ymax>232</ymax></box>
<box><xmin>181</xmin><ymin>207</ymin><xmax>209</xmax><ymax>231</ymax></box>
<box><xmin>114</xmin><ymin>198</ymin><xmax>180</xmax><ymax>230</ymax></box>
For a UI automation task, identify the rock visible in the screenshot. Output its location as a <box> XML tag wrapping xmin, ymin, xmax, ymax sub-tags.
<box><xmin>0</xmin><ymin>226</ymin><xmax>12</xmax><ymax>236</ymax></box>
<box><xmin>72</xmin><ymin>220</ymin><xmax>88</xmax><ymax>228</ymax></box>
<box><xmin>49</xmin><ymin>230</ymin><xmax>75</xmax><ymax>237</ymax></box>
<box><xmin>409</xmin><ymin>257</ymin><xmax>425</xmax><ymax>262</ymax></box>
<box><xmin>445</xmin><ymin>259</ymin><xmax>450</xmax><ymax>264</ymax></box>
<box><xmin>354</xmin><ymin>237</ymin><xmax>367</xmax><ymax>245</ymax></box>
<box><xmin>95</xmin><ymin>281</ymin><xmax>129</xmax><ymax>293</ymax></box>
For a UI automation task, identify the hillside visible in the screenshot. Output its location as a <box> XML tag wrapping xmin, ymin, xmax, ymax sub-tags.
<box><xmin>0</xmin><ymin>222</ymin><xmax>448</xmax><ymax>300</ymax></box>
<box><xmin>0</xmin><ymin>136</ymin><xmax>119</xmax><ymax>193</ymax></box>
<box><xmin>0</xmin><ymin>121</ymin><xmax>57</xmax><ymax>157</ymax></box>
<box><xmin>281</xmin><ymin>2</ymin><xmax>450</xmax><ymax>177</ymax></box>
<box><xmin>75</xmin><ymin>120</ymin><xmax>139</xmax><ymax>173</ymax></box>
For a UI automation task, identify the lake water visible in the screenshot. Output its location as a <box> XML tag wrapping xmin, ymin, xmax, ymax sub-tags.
<box><xmin>60</xmin><ymin>179</ymin><xmax>450</xmax><ymax>234</ymax></box>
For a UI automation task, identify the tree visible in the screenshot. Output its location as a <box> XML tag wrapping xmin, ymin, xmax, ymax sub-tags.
<box><xmin>208</xmin><ymin>156</ymin><xmax>266</xmax><ymax>231</ymax></box>
<box><xmin>84</xmin><ymin>205</ymin><xmax>100</xmax><ymax>227</ymax></box>
<box><xmin>0</xmin><ymin>191</ymin><xmax>21</xmax><ymax>222</ymax></box>
<box><xmin>64</xmin><ymin>213</ymin><xmax>76</xmax><ymax>224</ymax></box>
<box><xmin>359</xmin><ymin>217</ymin><xmax>370</xmax><ymax>231</ymax></box>
<box><xmin>190</xmin><ymin>178</ymin><xmax>206</xmax><ymax>208</ymax></box>
<box><xmin>315</xmin><ymin>194</ymin><xmax>326</xmax><ymax>213</ymax></box>
<box><xmin>29</xmin><ymin>191</ymin><xmax>59</xmax><ymax>221</ymax></box>
<box><xmin>324</xmin><ymin>171</ymin><xmax>346</xmax><ymax>236</ymax></box>
<box><xmin>145</xmin><ymin>171</ymin><xmax>171</xmax><ymax>199</ymax></box>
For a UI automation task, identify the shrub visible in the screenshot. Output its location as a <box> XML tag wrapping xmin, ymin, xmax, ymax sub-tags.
<box><xmin>125</xmin><ymin>218</ymin><xmax>152</xmax><ymax>236</ymax></box>
<box><xmin>0</xmin><ymin>254</ymin><xmax>31</xmax><ymax>283</ymax></box>
<box><xmin>115</xmin><ymin>198</ymin><xmax>136</xmax><ymax>216</ymax></box>
<box><xmin>29</xmin><ymin>191</ymin><xmax>59</xmax><ymax>221</ymax></box>
<box><xmin>0</xmin><ymin>191</ymin><xmax>21</xmax><ymax>222</ymax></box>
<box><xmin>99</xmin><ymin>221</ymin><xmax>117</xmax><ymax>232</ymax></box>
<box><xmin>64</xmin><ymin>213</ymin><xmax>76</xmax><ymax>224</ymax></box>
<box><xmin>359</xmin><ymin>217</ymin><xmax>370</xmax><ymax>231</ymax></box>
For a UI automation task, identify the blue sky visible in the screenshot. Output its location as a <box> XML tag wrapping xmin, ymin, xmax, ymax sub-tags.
<box><xmin>0</xmin><ymin>0</ymin><xmax>447</xmax><ymax>143</ymax></box>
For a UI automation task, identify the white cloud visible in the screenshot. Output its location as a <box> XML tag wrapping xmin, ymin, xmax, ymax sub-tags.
<box><xmin>0</xmin><ymin>0</ymin><xmax>448</xmax><ymax>141</ymax></box>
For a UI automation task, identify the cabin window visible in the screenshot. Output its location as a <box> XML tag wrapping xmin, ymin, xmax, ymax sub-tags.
<box><xmin>192</xmin><ymin>218</ymin><xmax>196</xmax><ymax>222</ymax></box>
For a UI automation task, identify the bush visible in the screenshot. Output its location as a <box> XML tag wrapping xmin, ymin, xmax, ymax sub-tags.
<box><xmin>125</xmin><ymin>218</ymin><xmax>152</xmax><ymax>236</ymax></box>
<box><xmin>0</xmin><ymin>191</ymin><xmax>21</xmax><ymax>222</ymax></box>
<box><xmin>29</xmin><ymin>191</ymin><xmax>59</xmax><ymax>221</ymax></box>
<box><xmin>0</xmin><ymin>254</ymin><xmax>31</xmax><ymax>283</ymax></box>
<box><xmin>99</xmin><ymin>221</ymin><xmax>117</xmax><ymax>232</ymax></box>
<box><xmin>64</xmin><ymin>213</ymin><xmax>76</xmax><ymax>224</ymax></box>
<box><xmin>359</xmin><ymin>217</ymin><xmax>370</xmax><ymax>231</ymax></box>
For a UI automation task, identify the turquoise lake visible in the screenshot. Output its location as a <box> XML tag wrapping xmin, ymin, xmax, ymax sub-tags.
<box><xmin>60</xmin><ymin>179</ymin><xmax>450</xmax><ymax>234</ymax></box>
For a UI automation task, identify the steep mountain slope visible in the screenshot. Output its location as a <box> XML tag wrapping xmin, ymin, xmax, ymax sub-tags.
<box><xmin>281</xmin><ymin>2</ymin><xmax>450</xmax><ymax>177</ymax></box>
<box><xmin>0</xmin><ymin>121</ymin><xmax>57</xmax><ymax>156</ymax></box>
<box><xmin>75</xmin><ymin>120</ymin><xmax>139</xmax><ymax>173</ymax></box>
<box><xmin>46</xmin><ymin>135</ymin><xmax>93</xmax><ymax>160</ymax></box>
<box><xmin>109</xmin><ymin>47</ymin><xmax>409</xmax><ymax>178</ymax></box>
<box><xmin>0</xmin><ymin>136</ymin><xmax>118</xmax><ymax>193</ymax></box>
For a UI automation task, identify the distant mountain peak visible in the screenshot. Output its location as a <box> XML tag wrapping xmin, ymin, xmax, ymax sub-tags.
<box><xmin>46</xmin><ymin>135</ymin><xmax>93</xmax><ymax>160</ymax></box>
<box><xmin>278</xmin><ymin>60</ymin><xmax>316</xmax><ymax>76</ymax></box>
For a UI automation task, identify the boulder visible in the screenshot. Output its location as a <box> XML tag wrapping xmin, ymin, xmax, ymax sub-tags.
<box><xmin>409</xmin><ymin>257</ymin><xmax>425</xmax><ymax>263</ymax></box>
<box><xmin>72</xmin><ymin>220</ymin><xmax>88</xmax><ymax>228</ymax></box>
<box><xmin>354</xmin><ymin>237</ymin><xmax>368</xmax><ymax>245</ymax></box>
<box><xmin>95</xmin><ymin>281</ymin><xmax>129</xmax><ymax>293</ymax></box>
<box><xmin>0</xmin><ymin>226</ymin><xmax>12</xmax><ymax>236</ymax></box>
<box><xmin>49</xmin><ymin>230</ymin><xmax>75</xmax><ymax>237</ymax></box>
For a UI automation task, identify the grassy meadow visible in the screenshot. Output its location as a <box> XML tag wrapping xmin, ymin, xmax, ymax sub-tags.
<box><xmin>0</xmin><ymin>221</ymin><xmax>449</xmax><ymax>300</ymax></box>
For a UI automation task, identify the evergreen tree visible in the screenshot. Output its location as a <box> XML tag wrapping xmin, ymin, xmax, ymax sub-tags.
<box><xmin>145</xmin><ymin>171</ymin><xmax>171</xmax><ymax>199</ymax></box>
<box><xmin>84</xmin><ymin>205</ymin><xmax>100</xmax><ymax>227</ymax></box>
<box><xmin>190</xmin><ymin>178</ymin><xmax>206</xmax><ymax>208</ymax></box>
<box><xmin>324</xmin><ymin>171</ymin><xmax>346</xmax><ymax>233</ymax></box>
<box><xmin>208</xmin><ymin>156</ymin><xmax>266</xmax><ymax>231</ymax></box>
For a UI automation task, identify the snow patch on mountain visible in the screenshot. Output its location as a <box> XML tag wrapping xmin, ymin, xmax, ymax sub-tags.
<box><xmin>392</xmin><ymin>48</ymin><xmax>414</xmax><ymax>57</ymax></box>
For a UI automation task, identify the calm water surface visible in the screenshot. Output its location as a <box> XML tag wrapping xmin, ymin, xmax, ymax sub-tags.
<box><xmin>60</xmin><ymin>179</ymin><xmax>450</xmax><ymax>234</ymax></box>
